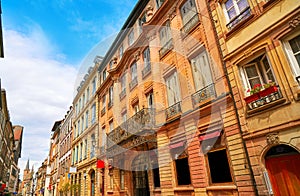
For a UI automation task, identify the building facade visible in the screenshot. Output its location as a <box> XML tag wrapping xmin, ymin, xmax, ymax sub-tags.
<box><xmin>70</xmin><ymin>57</ymin><xmax>102</xmax><ymax>196</ymax></box>
<box><xmin>35</xmin><ymin>158</ymin><xmax>48</xmax><ymax>196</ymax></box>
<box><xmin>96</xmin><ymin>0</ymin><xmax>257</xmax><ymax>195</ymax></box>
<box><xmin>209</xmin><ymin>0</ymin><xmax>300</xmax><ymax>195</ymax></box>
<box><xmin>57</xmin><ymin>106</ymin><xmax>74</xmax><ymax>196</ymax></box>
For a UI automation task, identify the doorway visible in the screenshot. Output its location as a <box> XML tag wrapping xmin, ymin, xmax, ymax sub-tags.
<box><xmin>131</xmin><ymin>155</ymin><xmax>150</xmax><ymax>196</ymax></box>
<box><xmin>265</xmin><ymin>144</ymin><xmax>300</xmax><ymax>196</ymax></box>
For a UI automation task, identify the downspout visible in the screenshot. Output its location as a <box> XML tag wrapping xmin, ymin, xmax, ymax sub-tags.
<box><xmin>205</xmin><ymin>1</ymin><xmax>259</xmax><ymax>195</ymax></box>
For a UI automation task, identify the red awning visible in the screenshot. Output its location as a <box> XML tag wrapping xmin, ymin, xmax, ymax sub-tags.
<box><xmin>169</xmin><ymin>141</ymin><xmax>185</xmax><ymax>149</ymax></box>
<box><xmin>97</xmin><ymin>160</ymin><xmax>105</xmax><ymax>168</ymax></box>
<box><xmin>0</xmin><ymin>184</ymin><xmax>6</xmax><ymax>190</ymax></box>
<box><xmin>199</xmin><ymin>131</ymin><xmax>221</xmax><ymax>141</ymax></box>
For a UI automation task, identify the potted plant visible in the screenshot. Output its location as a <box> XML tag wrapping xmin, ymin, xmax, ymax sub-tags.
<box><xmin>244</xmin><ymin>84</ymin><xmax>262</xmax><ymax>104</ymax></box>
<box><xmin>260</xmin><ymin>81</ymin><xmax>278</xmax><ymax>97</ymax></box>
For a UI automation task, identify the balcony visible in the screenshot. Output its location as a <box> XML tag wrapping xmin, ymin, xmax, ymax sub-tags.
<box><xmin>165</xmin><ymin>102</ymin><xmax>182</xmax><ymax>119</ymax></box>
<box><xmin>226</xmin><ymin>7</ymin><xmax>251</xmax><ymax>30</ymax></box>
<box><xmin>192</xmin><ymin>84</ymin><xmax>216</xmax><ymax>107</ymax></box>
<box><xmin>244</xmin><ymin>86</ymin><xmax>283</xmax><ymax>112</ymax></box>
<box><xmin>129</xmin><ymin>77</ymin><xmax>138</xmax><ymax>90</ymax></box>
<box><xmin>107</xmin><ymin>108</ymin><xmax>155</xmax><ymax>148</ymax></box>
<box><xmin>119</xmin><ymin>88</ymin><xmax>126</xmax><ymax>100</ymax></box>
<box><xmin>159</xmin><ymin>38</ymin><xmax>173</xmax><ymax>58</ymax></box>
<box><xmin>180</xmin><ymin>14</ymin><xmax>200</xmax><ymax>34</ymax></box>
<box><xmin>142</xmin><ymin>63</ymin><xmax>151</xmax><ymax>79</ymax></box>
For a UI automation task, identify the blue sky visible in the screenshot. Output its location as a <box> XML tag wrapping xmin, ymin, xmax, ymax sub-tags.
<box><xmin>0</xmin><ymin>0</ymin><xmax>137</xmax><ymax>177</ymax></box>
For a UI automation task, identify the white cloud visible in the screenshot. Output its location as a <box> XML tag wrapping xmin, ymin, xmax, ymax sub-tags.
<box><xmin>0</xmin><ymin>26</ymin><xmax>78</xmax><ymax>178</ymax></box>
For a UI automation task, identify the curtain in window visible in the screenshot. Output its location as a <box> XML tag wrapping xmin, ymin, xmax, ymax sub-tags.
<box><xmin>166</xmin><ymin>72</ymin><xmax>181</xmax><ymax>106</ymax></box>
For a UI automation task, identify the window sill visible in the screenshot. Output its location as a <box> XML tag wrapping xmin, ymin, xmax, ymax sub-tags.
<box><xmin>174</xmin><ymin>186</ymin><xmax>194</xmax><ymax>191</ymax></box>
<box><xmin>246</xmin><ymin>98</ymin><xmax>287</xmax><ymax>117</ymax></box>
<box><xmin>206</xmin><ymin>185</ymin><xmax>237</xmax><ymax>191</ymax></box>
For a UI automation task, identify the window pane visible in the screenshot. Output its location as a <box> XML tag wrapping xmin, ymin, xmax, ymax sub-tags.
<box><xmin>245</xmin><ymin>65</ymin><xmax>259</xmax><ymax>78</ymax></box>
<box><xmin>225</xmin><ymin>0</ymin><xmax>234</xmax><ymax>10</ymax></box>
<box><xmin>289</xmin><ymin>35</ymin><xmax>300</xmax><ymax>53</ymax></box>
<box><xmin>237</xmin><ymin>0</ymin><xmax>249</xmax><ymax>11</ymax></box>
<box><xmin>227</xmin><ymin>8</ymin><xmax>236</xmax><ymax>20</ymax></box>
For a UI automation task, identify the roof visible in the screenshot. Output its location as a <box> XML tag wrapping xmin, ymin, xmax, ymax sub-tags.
<box><xmin>13</xmin><ymin>125</ymin><xmax>23</xmax><ymax>140</ymax></box>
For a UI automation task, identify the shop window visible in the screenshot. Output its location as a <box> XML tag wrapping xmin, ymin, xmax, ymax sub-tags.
<box><xmin>222</xmin><ymin>0</ymin><xmax>251</xmax><ymax>30</ymax></box>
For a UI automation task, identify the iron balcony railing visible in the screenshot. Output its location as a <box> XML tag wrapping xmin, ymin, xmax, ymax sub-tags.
<box><xmin>192</xmin><ymin>84</ymin><xmax>216</xmax><ymax>106</ymax></box>
<box><xmin>159</xmin><ymin>38</ymin><xmax>173</xmax><ymax>58</ymax></box>
<box><xmin>165</xmin><ymin>101</ymin><xmax>182</xmax><ymax>119</ymax></box>
<box><xmin>129</xmin><ymin>77</ymin><xmax>138</xmax><ymax>90</ymax></box>
<box><xmin>180</xmin><ymin>14</ymin><xmax>200</xmax><ymax>34</ymax></box>
<box><xmin>226</xmin><ymin>7</ymin><xmax>251</xmax><ymax>30</ymax></box>
<box><xmin>142</xmin><ymin>63</ymin><xmax>151</xmax><ymax>78</ymax></box>
<box><xmin>107</xmin><ymin>108</ymin><xmax>155</xmax><ymax>148</ymax></box>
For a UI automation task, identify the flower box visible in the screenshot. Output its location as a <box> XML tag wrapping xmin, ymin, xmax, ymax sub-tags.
<box><xmin>244</xmin><ymin>93</ymin><xmax>260</xmax><ymax>104</ymax></box>
<box><xmin>259</xmin><ymin>86</ymin><xmax>278</xmax><ymax>97</ymax></box>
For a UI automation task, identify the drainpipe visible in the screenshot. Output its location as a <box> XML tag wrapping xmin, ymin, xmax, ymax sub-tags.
<box><xmin>205</xmin><ymin>1</ymin><xmax>259</xmax><ymax>195</ymax></box>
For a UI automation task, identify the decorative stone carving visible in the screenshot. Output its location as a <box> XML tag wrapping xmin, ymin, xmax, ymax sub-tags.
<box><xmin>266</xmin><ymin>133</ymin><xmax>279</xmax><ymax>145</ymax></box>
<box><xmin>146</xmin><ymin>5</ymin><xmax>153</xmax><ymax>20</ymax></box>
<box><xmin>289</xmin><ymin>15</ymin><xmax>300</xmax><ymax>28</ymax></box>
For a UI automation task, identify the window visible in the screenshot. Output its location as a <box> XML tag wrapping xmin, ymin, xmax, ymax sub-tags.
<box><xmin>109</xmin><ymin>86</ymin><xmax>114</xmax><ymax>107</ymax></box>
<box><xmin>102</xmin><ymin>95</ymin><xmax>106</xmax><ymax>112</ymax></box>
<box><xmin>128</xmin><ymin>30</ymin><xmax>134</xmax><ymax>46</ymax></box>
<box><xmin>109</xmin><ymin>120</ymin><xmax>114</xmax><ymax>132</ymax></box>
<box><xmin>143</xmin><ymin>47</ymin><xmax>151</xmax><ymax>68</ymax></box>
<box><xmin>91</xmin><ymin>134</ymin><xmax>96</xmax><ymax>158</ymax></box>
<box><xmin>82</xmin><ymin>94</ymin><xmax>85</xmax><ymax>108</ymax></box>
<box><xmin>159</xmin><ymin>21</ymin><xmax>172</xmax><ymax>47</ymax></box>
<box><xmin>86</xmin><ymin>87</ymin><xmax>90</xmax><ymax>102</ymax></box>
<box><xmin>133</xmin><ymin>103</ymin><xmax>139</xmax><ymax>114</ymax></box>
<box><xmin>241</xmin><ymin>54</ymin><xmax>276</xmax><ymax>91</ymax></box>
<box><xmin>81</xmin><ymin>116</ymin><xmax>84</xmax><ymax>133</ymax></box>
<box><xmin>139</xmin><ymin>13</ymin><xmax>147</xmax><ymax>34</ymax></box>
<box><xmin>77</xmin><ymin>120</ymin><xmax>80</xmax><ymax>136</ymax></box>
<box><xmin>103</xmin><ymin>69</ymin><xmax>107</xmax><ymax>82</ymax></box>
<box><xmin>191</xmin><ymin>50</ymin><xmax>213</xmax><ymax>91</ymax></box>
<box><xmin>147</xmin><ymin>92</ymin><xmax>154</xmax><ymax>108</ymax></box>
<box><xmin>207</xmin><ymin>149</ymin><xmax>232</xmax><ymax>183</ymax></box>
<box><xmin>79</xmin><ymin>98</ymin><xmax>82</xmax><ymax>112</ymax></box>
<box><xmin>109</xmin><ymin>60</ymin><xmax>113</xmax><ymax>70</ymax></box>
<box><xmin>92</xmin><ymin>77</ymin><xmax>96</xmax><ymax>95</ymax></box>
<box><xmin>284</xmin><ymin>34</ymin><xmax>300</xmax><ymax>78</ymax></box>
<box><xmin>165</xmin><ymin>71</ymin><xmax>181</xmax><ymax>106</ymax></box>
<box><xmin>131</xmin><ymin>62</ymin><xmax>137</xmax><ymax>81</ymax></box>
<box><xmin>122</xmin><ymin>111</ymin><xmax>127</xmax><ymax>123</ymax></box>
<box><xmin>80</xmin><ymin>143</ymin><xmax>83</xmax><ymax>161</ymax></box>
<box><xmin>156</xmin><ymin>0</ymin><xmax>165</xmax><ymax>8</ymax></box>
<box><xmin>180</xmin><ymin>0</ymin><xmax>198</xmax><ymax>28</ymax></box>
<box><xmin>120</xmin><ymin>170</ymin><xmax>125</xmax><ymax>190</ymax></box>
<box><xmin>85</xmin><ymin>111</ymin><xmax>89</xmax><ymax>129</ymax></box>
<box><xmin>101</xmin><ymin>126</ymin><xmax>106</xmax><ymax>147</ymax></box>
<box><xmin>91</xmin><ymin>104</ymin><xmax>96</xmax><ymax>124</ymax></box>
<box><xmin>222</xmin><ymin>0</ymin><xmax>251</xmax><ymax>29</ymax></box>
<box><xmin>76</xmin><ymin>146</ymin><xmax>79</xmax><ymax>162</ymax></box>
<box><xmin>120</xmin><ymin>74</ymin><xmax>126</xmax><ymax>99</ymax></box>
<box><xmin>152</xmin><ymin>163</ymin><xmax>161</xmax><ymax>188</ymax></box>
<box><xmin>119</xmin><ymin>44</ymin><xmax>124</xmax><ymax>59</ymax></box>
<box><xmin>84</xmin><ymin>139</ymin><xmax>88</xmax><ymax>158</ymax></box>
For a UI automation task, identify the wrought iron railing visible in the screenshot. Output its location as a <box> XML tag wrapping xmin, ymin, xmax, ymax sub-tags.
<box><xmin>226</xmin><ymin>7</ymin><xmax>251</xmax><ymax>30</ymax></box>
<box><xmin>192</xmin><ymin>84</ymin><xmax>216</xmax><ymax>106</ymax></box>
<box><xmin>159</xmin><ymin>38</ymin><xmax>173</xmax><ymax>58</ymax></box>
<box><xmin>244</xmin><ymin>86</ymin><xmax>283</xmax><ymax>111</ymax></box>
<box><xmin>165</xmin><ymin>102</ymin><xmax>182</xmax><ymax>119</ymax></box>
<box><xmin>107</xmin><ymin>108</ymin><xmax>155</xmax><ymax>148</ymax></box>
<box><xmin>142</xmin><ymin>63</ymin><xmax>151</xmax><ymax>78</ymax></box>
<box><xmin>119</xmin><ymin>88</ymin><xmax>126</xmax><ymax>100</ymax></box>
<box><xmin>129</xmin><ymin>77</ymin><xmax>138</xmax><ymax>90</ymax></box>
<box><xmin>181</xmin><ymin>14</ymin><xmax>200</xmax><ymax>34</ymax></box>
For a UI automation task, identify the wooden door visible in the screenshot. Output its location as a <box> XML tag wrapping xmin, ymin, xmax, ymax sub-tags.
<box><xmin>266</xmin><ymin>154</ymin><xmax>300</xmax><ymax>196</ymax></box>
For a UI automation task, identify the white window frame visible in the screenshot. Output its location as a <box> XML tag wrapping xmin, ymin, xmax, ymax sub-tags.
<box><xmin>240</xmin><ymin>54</ymin><xmax>276</xmax><ymax>91</ymax></box>
<box><xmin>283</xmin><ymin>33</ymin><xmax>300</xmax><ymax>77</ymax></box>
<box><xmin>190</xmin><ymin>50</ymin><xmax>213</xmax><ymax>91</ymax></box>
<box><xmin>222</xmin><ymin>0</ymin><xmax>250</xmax><ymax>23</ymax></box>
<box><xmin>128</xmin><ymin>30</ymin><xmax>134</xmax><ymax>46</ymax></box>
<box><xmin>165</xmin><ymin>71</ymin><xmax>182</xmax><ymax>106</ymax></box>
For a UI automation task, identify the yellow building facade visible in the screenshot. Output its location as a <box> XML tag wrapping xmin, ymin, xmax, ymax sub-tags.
<box><xmin>209</xmin><ymin>0</ymin><xmax>300</xmax><ymax>195</ymax></box>
<box><xmin>70</xmin><ymin>57</ymin><xmax>102</xmax><ymax>196</ymax></box>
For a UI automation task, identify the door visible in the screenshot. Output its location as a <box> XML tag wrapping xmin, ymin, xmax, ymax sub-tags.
<box><xmin>266</xmin><ymin>154</ymin><xmax>300</xmax><ymax>196</ymax></box>
<box><xmin>131</xmin><ymin>155</ymin><xmax>150</xmax><ymax>196</ymax></box>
